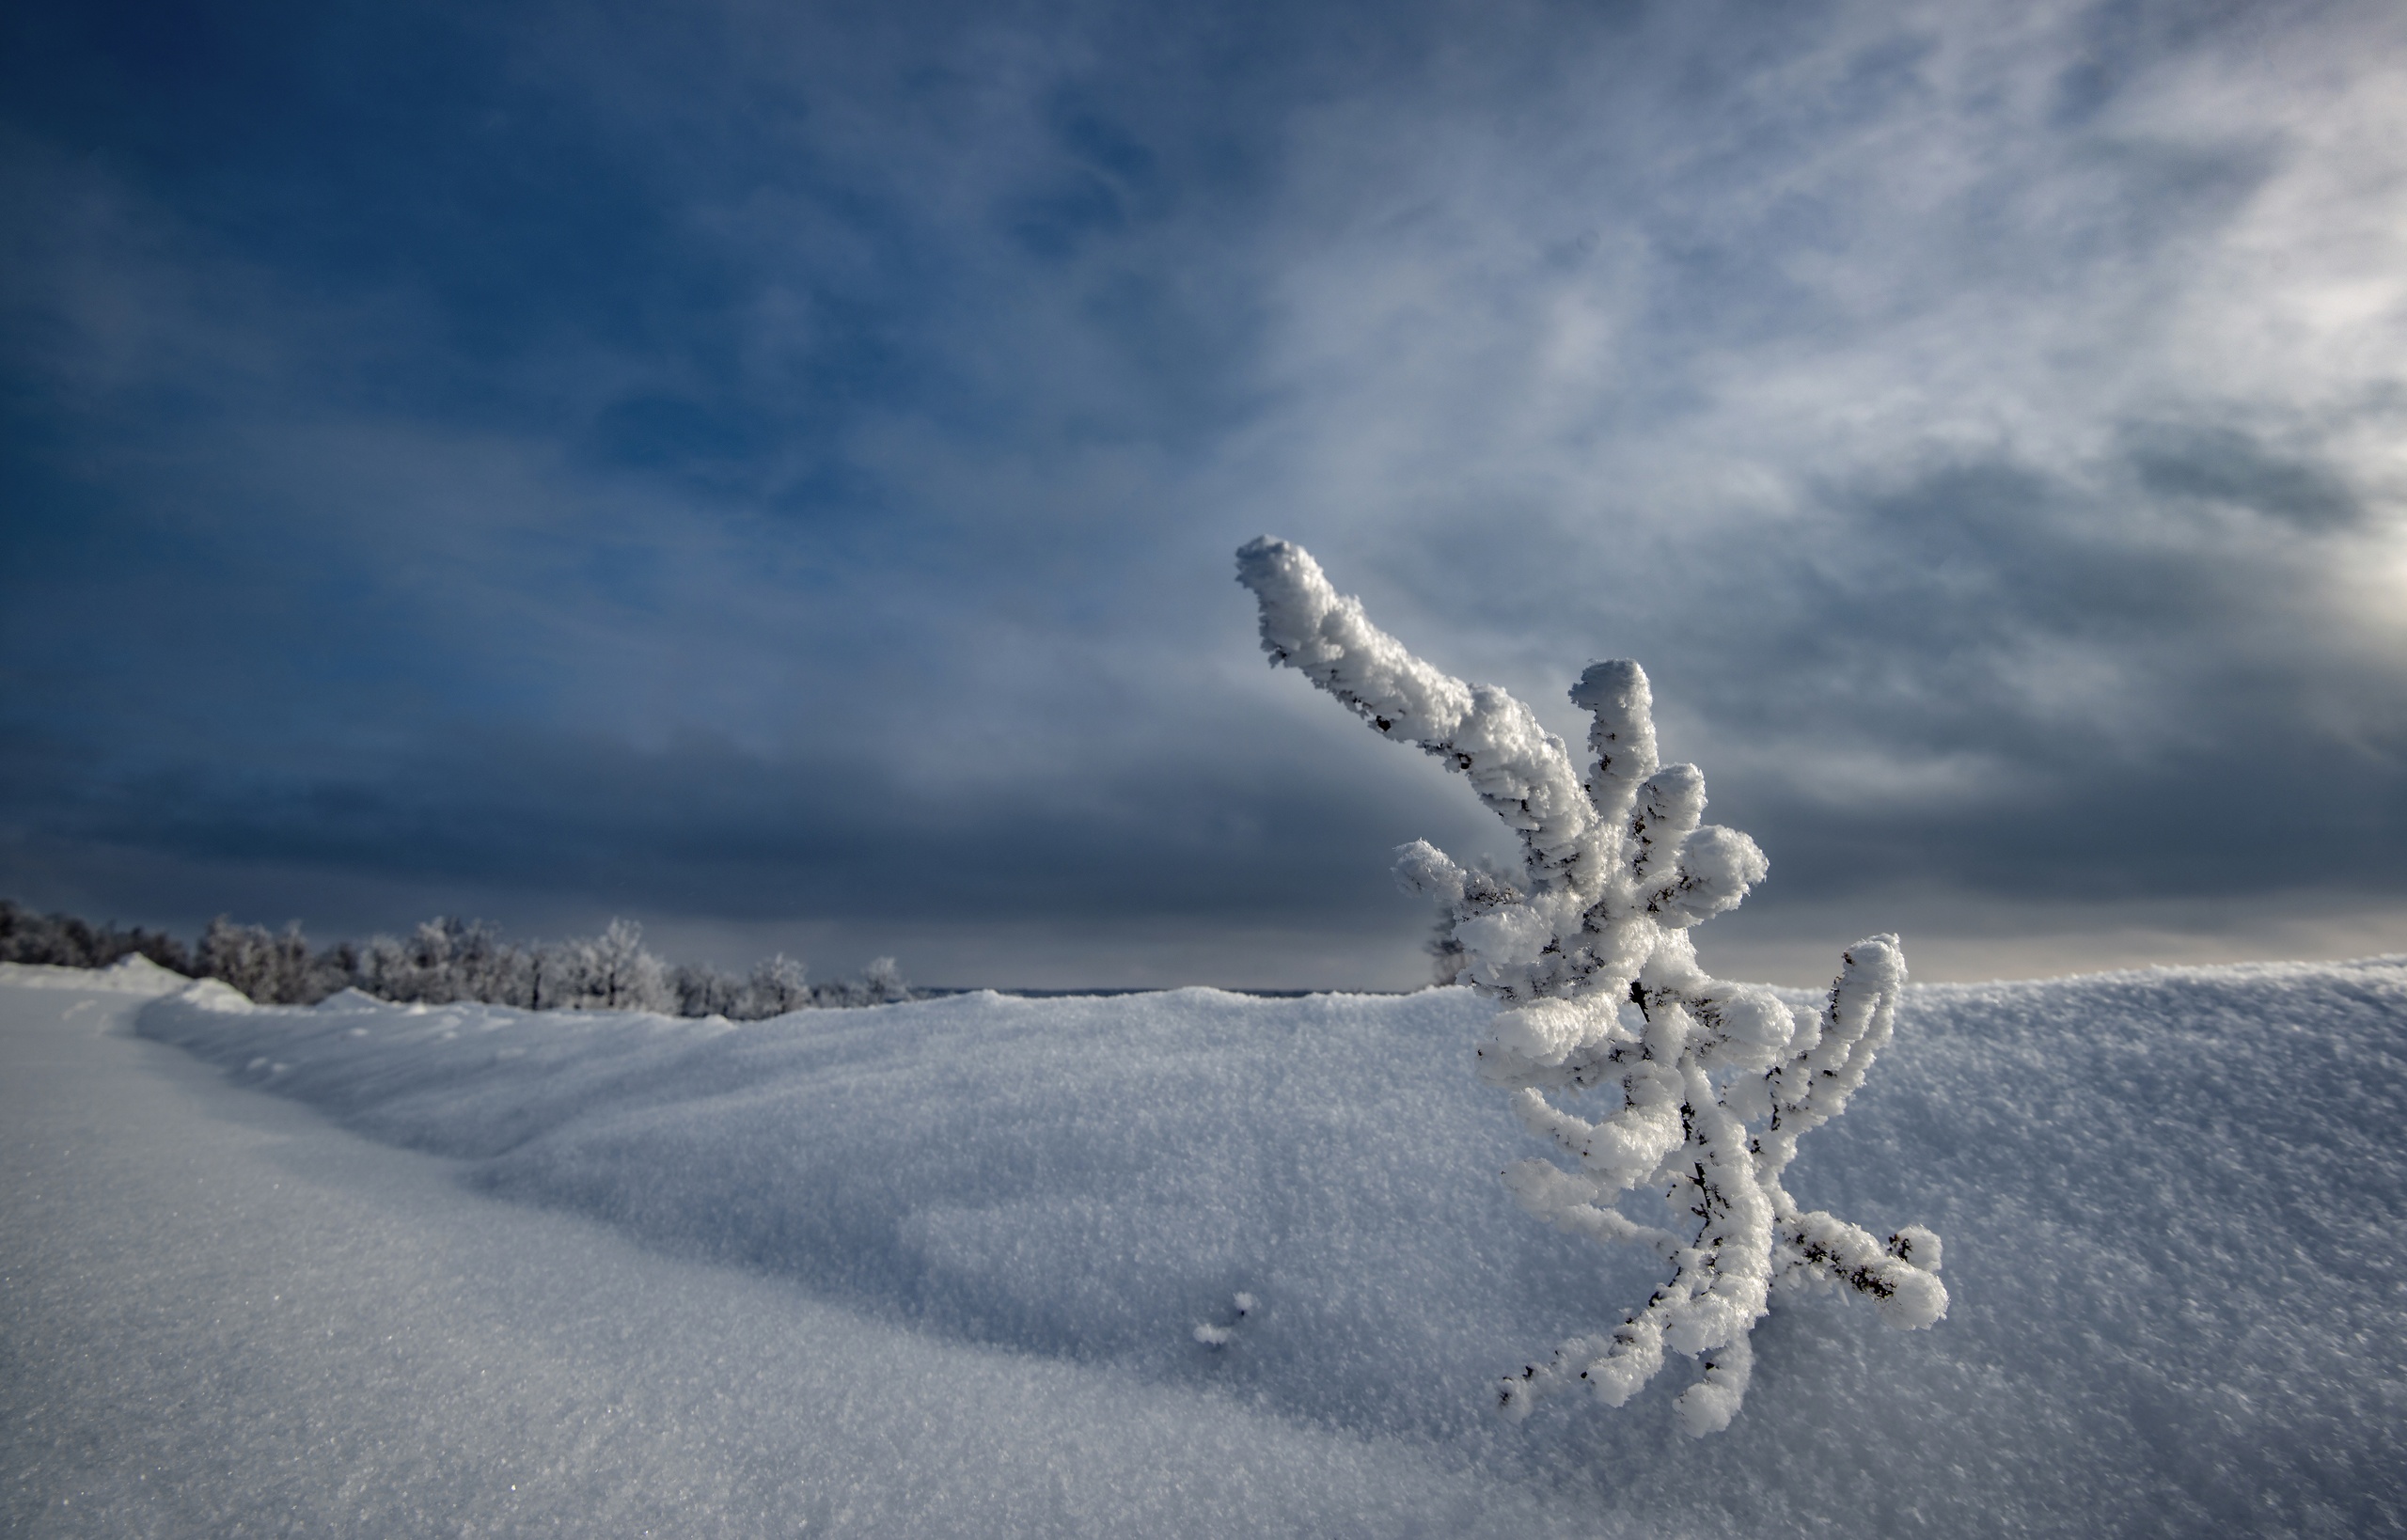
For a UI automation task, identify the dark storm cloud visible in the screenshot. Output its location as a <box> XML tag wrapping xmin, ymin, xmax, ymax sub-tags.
<box><xmin>4</xmin><ymin>0</ymin><xmax>2404</xmax><ymax>983</ymax></box>
<box><xmin>0</xmin><ymin>708</ymin><xmax>1480</xmax><ymax>925</ymax></box>
<box><xmin>2124</xmin><ymin>422</ymin><xmax>2364</xmax><ymax>533</ymax></box>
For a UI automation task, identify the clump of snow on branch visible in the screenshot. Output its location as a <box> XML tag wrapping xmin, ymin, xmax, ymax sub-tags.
<box><xmin>1235</xmin><ymin>536</ymin><xmax>1944</xmax><ymax>1436</ymax></box>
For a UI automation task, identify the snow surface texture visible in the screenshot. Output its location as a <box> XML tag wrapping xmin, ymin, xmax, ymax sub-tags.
<box><xmin>122</xmin><ymin>962</ymin><xmax>2407</xmax><ymax>1535</ymax></box>
<box><xmin>1235</xmin><ymin>536</ymin><xmax>1942</xmax><ymax>1434</ymax></box>
<box><xmin>9</xmin><ymin>982</ymin><xmax>1581</xmax><ymax>1539</ymax></box>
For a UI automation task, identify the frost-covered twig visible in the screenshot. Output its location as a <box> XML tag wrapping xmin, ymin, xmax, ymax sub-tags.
<box><xmin>1235</xmin><ymin>537</ymin><xmax>1944</xmax><ymax>1436</ymax></box>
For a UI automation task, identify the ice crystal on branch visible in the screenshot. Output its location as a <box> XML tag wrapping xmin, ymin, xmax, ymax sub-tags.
<box><xmin>1235</xmin><ymin>537</ymin><xmax>1945</xmax><ymax>1436</ymax></box>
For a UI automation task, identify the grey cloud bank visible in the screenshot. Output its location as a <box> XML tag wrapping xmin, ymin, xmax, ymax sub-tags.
<box><xmin>3</xmin><ymin>0</ymin><xmax>2402</xmax><ymax>986</ymax></box>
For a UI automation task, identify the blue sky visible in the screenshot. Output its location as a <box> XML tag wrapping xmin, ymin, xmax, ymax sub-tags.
<box><xmin>5</xmin><ymin>0</ymin><xmax>2403</xmax><ymax>987</ymax></box>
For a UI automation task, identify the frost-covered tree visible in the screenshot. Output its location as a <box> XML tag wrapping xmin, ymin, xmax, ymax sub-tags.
<box><xmin>347</xmin><ymin>917</ymin><xmax>894</xmax><ymax>1016</ymax></box>
<box><xmin>197</xmin><ymin>916</ymin><xmax>348</xmax><ymax>1004</ymax></box>
<box><xmin>671</xmin><ymin>960</ymin><xmax>742</xmax><ymax>1018</ymax></box>
<box><xmin>543</xmin><ymin>919</ymin><xmax>673</xmax><ymax>1014</ymax></box>
<box><xmin>5</xmin><ymin>899</ymin><xmax>909</xmax><ymax>1016</ymax></box>
<box><xmin>362</xmin><ymin>918</ymin><xmax>535</xmax><ymax>1008</ymax></box>
<box><xmin>859</xmin><ymin>954</ymin><xmax>909</xmax><ymax>1005</ymax></box>
<box><xmin>670</xmin><ymin>952</ymin><xmax>812</xmax><ymax>1019</ymax></box>
<box><xmin>0</xmin><ymin>900</ymin><xmax>192</xmax><ymax>974</ymax></box>
<box><xmin>1235</xmin><ymin>537</ymin><xmax>1945</xmax><ymax>1436</ymax></box>
<box><xmin>746</xmin><ymin>952</ymin><xmax>813</xmax><ymax>1017</ymax></box>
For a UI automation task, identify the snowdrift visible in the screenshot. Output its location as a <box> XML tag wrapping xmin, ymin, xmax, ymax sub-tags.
<box><xmin>138</xmin><ymin>959</ymin><xmax>2407</xmax><ymax>1535</ymax></box>
<box><xmin>0</xmin><ymin>953</ymin><xmax>192</xmax><ymax>993</ymax></box>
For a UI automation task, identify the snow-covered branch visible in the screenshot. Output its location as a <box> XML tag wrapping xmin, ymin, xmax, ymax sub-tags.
<box><xmin>1236</xmin><ymin>536</ymin><xmax>1944</xmax><ymax>1436</ymax></box>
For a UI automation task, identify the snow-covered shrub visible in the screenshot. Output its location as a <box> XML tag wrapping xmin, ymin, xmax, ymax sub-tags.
<box><xmin>1235</xmin><ymin>537</ymin><xmax>1944</xmax><ymax>1436</ymax></box>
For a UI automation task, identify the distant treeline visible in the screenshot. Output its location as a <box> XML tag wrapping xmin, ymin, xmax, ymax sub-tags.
<box><xmin>0</xmin><ymin>900</ymin><xmax>909</xmax><ymax>1015</ymax></box>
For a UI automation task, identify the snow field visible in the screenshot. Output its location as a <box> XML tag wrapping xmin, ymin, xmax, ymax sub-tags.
<box><xmin>2</xmin><ymin>980</ymin><xmax>1600</xmax><ymax>1538</ymax></box>
<box><xmin>119</xmin><ymin>957</ymin><xmax>2407</xmax><ymax>1535</ymax></box>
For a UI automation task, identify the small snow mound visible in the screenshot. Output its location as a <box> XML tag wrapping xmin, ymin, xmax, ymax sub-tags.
<box><xmin>179</xmin><ymin>978</ymin><xmax>259</xmax><ymax>1012</ymax></box>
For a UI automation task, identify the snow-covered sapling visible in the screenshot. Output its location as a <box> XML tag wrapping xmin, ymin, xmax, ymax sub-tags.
<box><xmin>1235</xmin><ymin>537</ymin><xmax>1944</xmax><ymax>1437</ymax></box>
